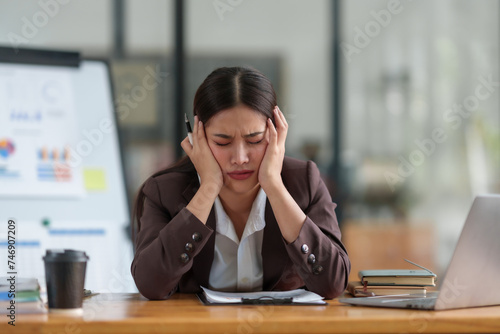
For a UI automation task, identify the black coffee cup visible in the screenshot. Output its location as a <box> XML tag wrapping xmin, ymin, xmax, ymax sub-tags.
<box><xmin>43</xmin><ymin>249</ymin><xmax>89</xmax><ymax>313</ymax></box>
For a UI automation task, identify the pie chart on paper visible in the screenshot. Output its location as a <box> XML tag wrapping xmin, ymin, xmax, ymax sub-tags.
<box><xmin>0</xmin><ymin>138</ymin><xmax>15</xmax><ymax>159</ymax></box>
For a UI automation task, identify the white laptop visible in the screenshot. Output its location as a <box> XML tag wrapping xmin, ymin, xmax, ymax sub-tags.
<box><xmin>339</xmin><ymin>195</ymin><xmax>500</xmax><ymax>310</ymax></box>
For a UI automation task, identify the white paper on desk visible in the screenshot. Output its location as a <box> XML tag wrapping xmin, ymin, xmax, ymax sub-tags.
<box><xmin>201</xmin><ymin>287</ymin><xmax>326</xmax><ymax>304</ymax></box>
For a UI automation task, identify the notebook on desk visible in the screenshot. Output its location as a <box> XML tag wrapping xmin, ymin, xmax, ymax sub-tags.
<box><xmin>339</xmin><ymin>195</ymin><xmax>500</xmax><ymax>310</ymax></box>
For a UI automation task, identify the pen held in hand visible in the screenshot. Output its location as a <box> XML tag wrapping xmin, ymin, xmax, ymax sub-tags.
<box><xmin>185</xmin><ymin>113</ymin><xmax>201</xmax><ymax>183</ymax></box>
<box><xmin>185</xmin><ymin>113</ymin><xmax>193</xmax><ymax>145</ymax></box>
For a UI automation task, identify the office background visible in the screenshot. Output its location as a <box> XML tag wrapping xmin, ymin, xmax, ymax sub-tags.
<box><xmin>0</xmin><ymin>0</ymin><xmax>498</xmax><ymax>287</ymax></box>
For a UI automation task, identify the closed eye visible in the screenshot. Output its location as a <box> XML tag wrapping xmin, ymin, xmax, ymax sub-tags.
<box><xmin>215</xmin><ymin>139</ymin><xmax>262</xmax><ymax>146</ymax></box>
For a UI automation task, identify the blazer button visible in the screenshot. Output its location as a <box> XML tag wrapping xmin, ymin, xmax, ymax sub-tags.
<box><xmin>308</xmin><ymin>254</ymin><xmax>316</xmax><ymax>264</ymax></box>
<box><xmin>192</xmin><ymin>232</ymin><xmax>202</xmax><ymax>242</ymax></box>
<box><xmin>185</xmin><ymin>243</ymin><xmax>194</xmax><ymax>252</ymax></box>
<box><xmin>180</xmin><ymin>253</ymin><xmax>190</xmax><ymax>263</ymax></box>
<box><xmin>301</xmin><ymin>244</ymin><xmax>309</xmax><ymax>254</ymax></box>
<box><xmin>312</xmin><ymin>264</ymin><xmax>323</xmax><ymax>275</ymax></box>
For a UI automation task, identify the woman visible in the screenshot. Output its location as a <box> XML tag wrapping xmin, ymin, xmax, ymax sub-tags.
<box><xmin>131</xmin><ymin>67</ymin><xmax>350</xmax><ymax>300</ymax></box>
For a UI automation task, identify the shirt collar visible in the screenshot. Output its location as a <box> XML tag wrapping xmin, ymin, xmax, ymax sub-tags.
<box><xmin>214</xmin><ymin>188</ymin><xmax>267</xmax><ymax>243</ymax></box>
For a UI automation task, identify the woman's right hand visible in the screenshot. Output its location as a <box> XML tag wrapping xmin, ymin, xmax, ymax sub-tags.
<box><xmin>181</xmin><ymin>115</ymin><xmax>224</xmax><ymax>198</ymax></box>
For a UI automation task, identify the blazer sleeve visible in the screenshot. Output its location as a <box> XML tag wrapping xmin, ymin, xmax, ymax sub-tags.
<box><xmin>284</xmin><ymin>160</ymin><xmax>351</xmax><ymax>299</ymax></box>
<box><xmin>131</xmin><ymin>177</ymin><xmax>213</xmax><ymax>300</ymax></box>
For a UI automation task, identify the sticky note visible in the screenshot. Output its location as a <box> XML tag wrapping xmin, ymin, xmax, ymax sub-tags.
<box><xmin>83</xmin><ymin>168</ymin><xmax>107</xmax><ymax>191</ymax></box>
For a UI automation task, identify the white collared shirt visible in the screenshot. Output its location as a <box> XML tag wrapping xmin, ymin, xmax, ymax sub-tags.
<box><xmin>208</xmin><ymin>188</ymin><xmax>267</xmax><ymax>292</ymax></box>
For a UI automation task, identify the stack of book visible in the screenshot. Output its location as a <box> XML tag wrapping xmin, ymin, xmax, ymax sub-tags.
<box><xmin>0</xmin><ymin>277</ymin><xmax>46</xmax><ymax>314</ymax></box>
<box><xmin>348</xmin><ymin>268</ymin><xmax>437</xmax><ymax>297</ymax></box>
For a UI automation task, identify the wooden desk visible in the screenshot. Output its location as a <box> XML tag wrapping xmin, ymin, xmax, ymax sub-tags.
<box><xmin>3</xmin><ymin>293</ymin><xmax>500</xmax><ymax>334</ymax></box>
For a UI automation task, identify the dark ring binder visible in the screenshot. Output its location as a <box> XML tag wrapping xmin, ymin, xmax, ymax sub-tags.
<box><xmin>241</xmin><ymin>296</ymin><xmax>293</xmax><ymax>305</ymax></box>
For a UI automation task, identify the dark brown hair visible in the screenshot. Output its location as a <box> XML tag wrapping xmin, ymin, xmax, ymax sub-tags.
<box><xmin>132</xmin><ymin>66</ymin><xmax>277</xmax><ymax>238</ymax></box>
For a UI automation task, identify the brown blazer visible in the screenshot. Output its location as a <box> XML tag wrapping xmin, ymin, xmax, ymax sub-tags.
<box><xmin>131</xmin><ymin>156</ymin><xmax>350</xmax><ymax>300</ymax></box>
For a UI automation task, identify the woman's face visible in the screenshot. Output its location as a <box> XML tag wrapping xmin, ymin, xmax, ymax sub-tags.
<box><xmin>204</xmin><ymin>105</ymin><xmax>269</xmax><ymax>195</ymax></box>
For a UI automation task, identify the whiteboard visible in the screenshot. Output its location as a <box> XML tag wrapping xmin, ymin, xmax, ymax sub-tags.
<box><xmin>0</xmin><ymin>53</ymin><xmax>135</xmax><ymax>293</ymax></box>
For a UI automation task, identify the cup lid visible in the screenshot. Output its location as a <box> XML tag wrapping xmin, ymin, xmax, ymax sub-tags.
<box><xmin>43</xmin><ymin>249</ymin><xmax>89</xmax><ymax>262</ymax></box>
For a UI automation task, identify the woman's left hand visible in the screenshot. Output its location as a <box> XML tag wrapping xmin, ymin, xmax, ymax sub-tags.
<box><xmin>258</xmin><ymin>106</ymin><xmax>288</xmax><ymax>192</ymax></box>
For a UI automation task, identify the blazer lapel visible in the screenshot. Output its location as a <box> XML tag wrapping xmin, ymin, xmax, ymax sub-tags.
<box><xmin>181</xmin><ymin>177</ymin><xmax>216</xmax><ymax>289</ymax></box>
<box><xmin>262</xmin><ymin>199</ymin><xmax>288</xmax><ymax>290</ymax></box>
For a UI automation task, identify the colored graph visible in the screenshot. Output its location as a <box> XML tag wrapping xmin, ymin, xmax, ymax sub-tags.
<box><xmin>0</xmin><ymin>139</ymin><xmax>15</xmax><ymax>159</ymax></box>
<box><xmin>37</xmin><ymin>146</ymin><xmax>72</xmax><ymax>182</ymax></box>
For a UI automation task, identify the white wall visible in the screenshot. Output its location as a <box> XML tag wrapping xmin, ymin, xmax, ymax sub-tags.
<box><xmin>0</xmin><ymin>0</ymin><xmax>113</xmax><ymax>54</ymax></box>
<box><xmin>126</xmin><ymin>0</ymin><xmax>173</xmax><ymax>53</ymax></box>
